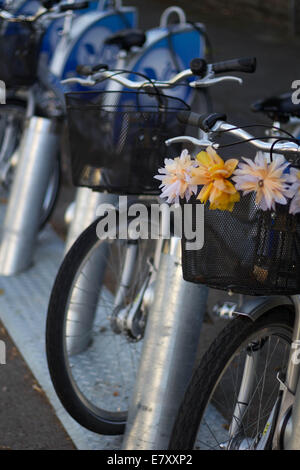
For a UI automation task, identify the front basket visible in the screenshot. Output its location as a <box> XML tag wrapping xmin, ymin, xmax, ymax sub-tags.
<box><xmin>181</xmin><ymin>195</ymin><xmax>300</xmax><ymax>296</ymax></box>
<box><xmin>0</xmin><ymin>20</ymin><xmax>41</xmax><ymax>87</ymax></box>
<box><xmin>65</xmin><ymin>90</ymin><xmax>190</xmax><ymax>195</ymax></box>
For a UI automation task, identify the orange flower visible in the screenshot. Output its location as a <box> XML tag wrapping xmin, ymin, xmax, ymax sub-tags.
<box><xmin>191</xmin><ymin>146</ymin><xmax>240</xmax><ymax>211</ymax></box>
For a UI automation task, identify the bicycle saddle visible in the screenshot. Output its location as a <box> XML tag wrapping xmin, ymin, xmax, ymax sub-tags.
<box><xmin>251</xmin><ymin>92</ymin><xmax>300</xmax><ymax>122</ymax></box>
<box><xmin>104</xmin><ymin>29</ymin><xmax>146</xmax><ymax>51</ymax></box>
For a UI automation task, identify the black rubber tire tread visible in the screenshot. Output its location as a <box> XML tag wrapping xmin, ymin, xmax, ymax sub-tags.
<box><xmin>38</xmin><ymin>154</ymin><xmax>61</xmax><ymax>230</ymax></box>
<box><xmin>46</xmin><ymin>217</ymin><xmax>127</xmax><ymax>435</ymax></box>
<box><xmin>169</xmin><ymin>307</ymin><xmax>294</xmax><ymax>450</ymax></box>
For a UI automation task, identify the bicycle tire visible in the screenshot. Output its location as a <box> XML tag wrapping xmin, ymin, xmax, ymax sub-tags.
<box><xmin>46</xmin><ymin>215</ymin><xmax>153</xmax><ymax>435</ymax></box>
<box><xmin>39</xmin><ymin>153</ymin><xmax>60</xmax><ymax>230</ymax></box>
<box><xmin>169</xmin><ymin>307</ymin><xmax>294</xmax><ymax>450</ymax></box>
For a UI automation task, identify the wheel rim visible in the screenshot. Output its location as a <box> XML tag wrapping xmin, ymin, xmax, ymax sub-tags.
<box><xmin>194</xmin><ymin>325</ymin><xmax>292</xmax><ymax>450</ymax></box>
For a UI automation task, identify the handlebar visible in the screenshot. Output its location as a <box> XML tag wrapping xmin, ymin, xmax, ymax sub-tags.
<box><xmin>0</xmin><ymin>0</ymin><xmax>89</xmax><ymax>23</ymax></box>
<box><xmin>167</xmin><ymin>110</ymin><xmax>300</xmax><ymax>160</ymax></box>
<box><xmin>62</xmin><ymin>56</ymin><xmax>254</xmax><ymax>89</ymax></box>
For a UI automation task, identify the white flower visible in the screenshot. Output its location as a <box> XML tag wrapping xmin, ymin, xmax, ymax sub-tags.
<box><xmin>232</xmin><ymin>153</ymin><xmax>290</xmax><ymax>211</ymax></box>
<box><xmin>154</xmin><ymin>149</ymin><xmax>198</xmax><ymax>204</ymax></box>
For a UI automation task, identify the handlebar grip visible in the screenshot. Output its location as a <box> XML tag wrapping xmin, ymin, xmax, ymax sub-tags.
<box><xmin>76</xmin><ymin>63</ymin><xmax>108</xmax><ymax>76</ymax></box>
<box><xmin>190</xmin><ymin>58</ymin><xmax>207</xmax><ymax>77</ymax></box>
<box><xmin>92</xmin><ymin>63</ymin><xmax>108</xmax><ymax>72</ymax></box>
<box><xmin>59</xmin><ymin>1</ymin><xmax>89</xmax><ymax>12</ymax></box>
<box><xmin>41</xmin><ymin>0</ymin><xmax>59</xmax><ymax>9</ymax></box>
<box><xmin>212</xmin><ymin>57</ymin><xmax>256</xmax><ymax>74</ymax></box>
<box><xmin>76</xmin><ymin>64</ymin><xmax>93</xmax><ymax>76</ymax></box>
<box><xmin>177</xmin><ymin>111</ymin><xmax>227</xmax><ymax>132</ymax></box>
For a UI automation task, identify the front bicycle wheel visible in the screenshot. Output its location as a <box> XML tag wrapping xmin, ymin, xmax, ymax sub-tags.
<box><xmin>46</xmin><ymin>214</ymin><xmax>156</xmax><ymax>435</ymax></box>
<box><xmin>169</xmin><ymin>308</ymin><xmax>294</xmax><ymax>450</ymax></box>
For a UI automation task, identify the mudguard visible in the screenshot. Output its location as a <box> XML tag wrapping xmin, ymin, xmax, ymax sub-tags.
<box><xmin>126</xmin><ymin>22</ymin><xmax>206</xmax><ymax>106</ymax></box>
<box><xmin>234</xmin><ymin>295</ymin><xmax>293</xmax><ymax>322</ymax></box>
<box><xmin>48</xmin><ymin>7</ymin><xmax>136</xmax><ymax>88</ymax></box>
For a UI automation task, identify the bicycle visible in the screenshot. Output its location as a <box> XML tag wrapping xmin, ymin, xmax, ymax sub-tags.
<box><xmin>0</xmin><ymin>0</ymin><xmax>136</xmax><ymax>274</ymax></box>
<box><xmin>0</xmin><ymin>0</ymin><xmax>78</xmax><ymax>228</ymax></box>
<box><xmin>5</xmin><ymin>0</ymin><xmax>108</xmax><ymax>68</ymax></box>
<box><xmin>168</xmin><ymin>106</ymin><xmax>300</xmax><ymax>450</ymax></box>
<box><xmin>63</xmin><ymin>5</ymin><xmax>210</xmax><ymax>250</ymax></box>
<box><xmin>45</xmin><ymin>56</ymin><xmax>256</xmax><ymax>437</ymax></box>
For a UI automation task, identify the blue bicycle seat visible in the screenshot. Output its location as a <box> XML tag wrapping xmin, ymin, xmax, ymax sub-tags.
<box><xmin>105</xmin><ymin>29</ymin><xmax>146</xmax><ymax>51</ymax></box>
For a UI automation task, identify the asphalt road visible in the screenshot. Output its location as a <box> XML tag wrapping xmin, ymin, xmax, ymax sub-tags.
<box><xmin>3</xmin><ymin>0</ymin><xmax>300</xmax><ymax>450</ymax></box>
<box><xmin>0</xmin><ymin>322</ymin><xmax>74</xmax><ymax>450</ymax></box>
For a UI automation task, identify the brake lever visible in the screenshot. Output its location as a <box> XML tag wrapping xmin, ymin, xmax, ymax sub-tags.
<box><xmin>190</xmin><ymin>75</ymin><xmax>243</xmax><ymax>88</ymax></box>
<box><xmin>165</xmin><ymin>136</ymin><xmax>219</xmax><ymax>149</ymax></box>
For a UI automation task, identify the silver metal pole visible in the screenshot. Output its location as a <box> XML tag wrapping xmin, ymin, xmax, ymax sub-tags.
<box><xmin>65</xmin><ymin>192</ymin><xmax>139</xmax><ymax>355</ymax></box>
<box><xmin>64</xmin><ymin>191</ymin><xmax>118</xmax><ymax>355</ymax></box>
<box><xmin>64</xmin><ymin>51</ymin><xmax>131</xmax><ymax>353</ymax></box>
<box><xmin>0</xmin><ymin>116</ymin><xmax>59</xmax><ymax>275</ymax></box>
<box><xmin>122</xmin><ymin>237</ymin><xmax>208</xmax><ymax>450</ymax></box>
<box><xmin>64</xmin><ymin>188</ymin><xmax>117</xmax><ymax>252</ymax></box>
<box><xmin>65</xmin><ymin>237</ymin><xmax>110</xmax><ymax>355</ymax></box>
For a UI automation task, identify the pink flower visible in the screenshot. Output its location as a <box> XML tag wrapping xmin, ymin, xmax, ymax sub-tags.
<box><xmin>154</xmin><ymin>149</ymin><xmax>198</xmax><ymax>204</ymax></box>
<box><xmin>232</xmin><ymin>153</ymin><xmax>290</xmax><ymax>211</ymax></box>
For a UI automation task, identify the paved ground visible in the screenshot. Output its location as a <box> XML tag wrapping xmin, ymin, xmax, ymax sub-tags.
<box><xmin>2</xmin><ymin>0</ymin><xmax>300</xmax><ymax>450</ymax></box>
<box><xmin>0</xmin><ymin>322</ymin><xmax>74</xmax><ymax>450</ymax></box>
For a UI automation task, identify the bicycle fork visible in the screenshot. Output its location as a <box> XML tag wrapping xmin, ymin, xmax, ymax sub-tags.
<box><xmin>229</xmin><ymin>295</ymin><xmax>300</xmax><ymax>450</ymax></box>
<box><xmin>280</xmin><ymin>295</ymin><xmax>300</xmax><ymax>449</ymax></box>
<box><xmin>122</xmin><ymin>235</ymin><xmax>208</xmax><ymax>450</ymax></box>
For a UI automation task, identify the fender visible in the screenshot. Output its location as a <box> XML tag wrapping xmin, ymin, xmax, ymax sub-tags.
<box><xmin>234</xmin><ymin>295</ymin><xmax>293</xmax><ymax>322</ymax></box>
<box><xmin>50</xmin><ymin>8</ymin><xmax>136</xmax><ymax>80</ymax></box>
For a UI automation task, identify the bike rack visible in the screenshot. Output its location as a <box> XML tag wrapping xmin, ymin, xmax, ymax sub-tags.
<box><xmin>0</xmin><ymin>115</ymin><xmax>59</xmax><ymax>275</ymax></box>
<box><xmin>65</xmin><ymin>190</ymin><xmax>118</xmax><ymax>252</ymax></box>
<box><xmin>122</xmin><ymin>237</ymin><xmax>208</xmax><ymax>450</ymax></box>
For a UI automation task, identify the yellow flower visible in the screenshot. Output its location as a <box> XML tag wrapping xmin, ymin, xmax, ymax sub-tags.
<box><xmin>191</xmin><ymin>146</ymin><xmax>240</xmax><ymax>211</ymax></box>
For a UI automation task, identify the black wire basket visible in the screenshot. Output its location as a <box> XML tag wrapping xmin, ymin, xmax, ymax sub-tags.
<box><xmin>65</xmin><ymin>90</ymin><xmax>190</xmax><ymax>195</ymax></box>
<box><xmin>181</xmin><ymin>195</ymin><xmax>300</xmax><ymax>295</ymax></box>
<box><xmin>0</xmin><ymin>20</ymin><xmax>41</xmax><ymax>87</ymax></box>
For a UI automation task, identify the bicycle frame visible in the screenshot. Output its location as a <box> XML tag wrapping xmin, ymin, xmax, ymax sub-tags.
<box><xmin>198</xmin><ymin>117</ymin><xmax>300</xmax><ymax>450</ymax></box>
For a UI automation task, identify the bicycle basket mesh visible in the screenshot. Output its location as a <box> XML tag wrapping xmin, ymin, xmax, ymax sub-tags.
<box><xmin>181</xmin><ymin>195</ymin><xmax>300</xmax><ymax>295</ymax></box>
<box><xmin>65</xmin><ymin>90</ymin><xmax>190</xmax><ymax>195</ymax></box>
<box><xmin>0</xmin><ymin>20</ymin><xmax>41</xmax><ymax>87</ymax></box>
